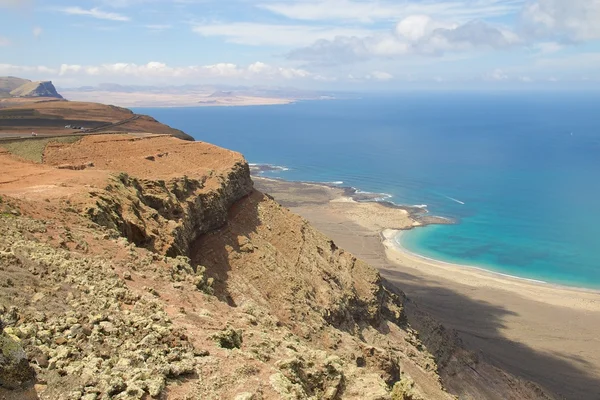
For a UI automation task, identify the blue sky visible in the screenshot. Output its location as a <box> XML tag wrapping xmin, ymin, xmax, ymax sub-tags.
<box><xmin>1</xmin><ymin>0</ymin><xmax>600</xmax><ymax>89</ymax></box>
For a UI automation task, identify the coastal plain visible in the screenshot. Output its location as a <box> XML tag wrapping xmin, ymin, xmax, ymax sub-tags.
<box><xmin>254</xmin><ymin>177</ymin><xmax>600</xmax><ymax>400</ymax></box>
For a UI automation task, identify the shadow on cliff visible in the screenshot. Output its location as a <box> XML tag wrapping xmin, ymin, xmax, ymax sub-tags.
<box><xmin>189</xmin><ymin>190</ymin><xmax>600</xmax><ymax>399</ymax></box>
<box><xmin>189</xmin><ymin>190</ymin><xmax>265</xmax><ymax>307</ymax></box>
<box><xmin>380</xmin><ymin>267</ymin><xmax>600</xmax><ymax>400</ymax></box>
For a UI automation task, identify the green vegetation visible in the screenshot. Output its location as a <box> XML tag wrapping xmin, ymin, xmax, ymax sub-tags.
<box><xmin>0</xmin><ymin>136</ymin><xmax>81</xmax><ymax>163</ymax></box>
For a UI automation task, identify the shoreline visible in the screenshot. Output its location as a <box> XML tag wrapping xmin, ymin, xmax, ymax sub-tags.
<box><xmin>251</xmin><ymin>171</ymin><xmax>453</xmax><ymax>227</ymax></box>
<box><xmin>253</xmin><ymin>171</ymin><xmax>598</xmax><ymax>293</ymax></box>
<box><xmin>252</xmin><ymin>173</ymin><xmax>600</xmax><ymax>398</ymax></box>
<box><xmin>253</xmin><ymin>173</ymin><xmax>600</xmax><ymax>301</ymax></box>
<box><xmin>388</xmin><ymin>229</ymin><xmax>548</xmax><ymax>285</ymax></box>
<box><xmin>381</xmin><ymin>229</ymin><xmax>600</xmax><ymax>300</ymax></box>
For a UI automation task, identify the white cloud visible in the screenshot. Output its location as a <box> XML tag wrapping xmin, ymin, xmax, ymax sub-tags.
<box><xmin>485</xmin><ymin>68</ymin><xmax>509</xmax><ymax>81</ymax></box>
<box><xmin>0</xmin><ymin>37</ymin><xmax>10</xmax><ymax>46</ymax></box>
<box><xmin>100</xmin><ymin>0</ymin><xmax>157</xmax><ymax>7</ymax></box>
<box><xmin>0</xmin><ymin>64</ymin><xmax>57</xmax><ymax>75</ymax></box>
<box><xmin>192</xmin><ymin>22</ymin><xmax>373</xmax><ymax>46</ymax></box>
<box><xmin>33</xmin><ymin>26</ymin><xmax>43</xmax><ymax>38</ymax></box>
<box><xmin>475</xmin><ymin>52</ymin><xmax>600</xmax><ymax>82</ymax></box>
<box><xmin>60</xmin><ymin>7</ymin><xmax>131</xmax><ymax>22</ymax></box>
<box><xmin>370</xmin><ymin>71</ymin><xmax>394</xmax><ymax>80</ymax></box>
<box><xmin>534</xmin><ymin>53</ymin><xmax>600</xmax><ymax>71</ymax></box>
<box><xmin>4</xmin><ymin>61</ymin><xmax>315</xmax><ymax>83</ymax></box>
<box><xmin>288</xmin><ymin>16</ymin><xmax>518</xmax><ymax>64</ymax></box>
<box><xmin>99</xmin><ymin>0</ymin><xmax>200</xmax><ymax>7</ymax></box>
<box><xmin>395</xmin><ymin>15</ymin><xmax>455</xmax><ymax>41</ymax></box>
<box><xmin>59</xmin><ymin>64</ymin><xmax>83</xmax><ymax>75</ymax></box>
<box><xmin>531</xmin><ymin>41</ymin><xmax>563</xmax><ymax>55</ymax></box>
<box><xmin>259</xmin><ymin>0</ymin><xmax>524</xmax><ymax>23</ymax></box>
<box><xmin>346</xmin><ymin>71</ymin><xmax>395</xmax><ymax>82</ymax></box>
<box><xmin>520</xmin><ymin>0</ymin><xmax>600</xmax><ymax>41</ymax></box>
<box><xmin>145</xmin><ymin>24</ymin><xmax>172</xmax><ymax>31</ymax></box>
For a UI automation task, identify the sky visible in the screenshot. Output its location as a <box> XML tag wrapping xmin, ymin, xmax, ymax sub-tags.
<box><xmin>1</xmin><ymin>0</ymin><xmax>600</xmax><ymax>89</ymax></box>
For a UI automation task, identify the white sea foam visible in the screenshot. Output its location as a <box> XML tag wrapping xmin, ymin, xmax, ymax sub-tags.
<box><xmin>413</xmin><ymin>204</ymin><xmax>428</xmax><ymax>209</ymax></box>
<box><xmin>249</xmin><ymin>163</ymin><xmax>290</xmax><ymax>172</ymax></box>
<box><xmin>355</xmin><ymin>189</ymin><xmax>393</xmax><ymax>198</ymax></box>
<box><xmin>326</xmin><ymin>181</ymin><xmax>344</xmax><ymax>185</ymax></box>
<box><xmin>445</xmin><ymin>196</ymin><xmax>465</xmax><ymax>205</ymax></box>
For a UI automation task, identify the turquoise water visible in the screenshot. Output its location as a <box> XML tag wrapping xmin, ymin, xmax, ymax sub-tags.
<box><xmin>135</xmin><ymin>91</ymin><xmax>600</xmax><ymax>288</ymax></box>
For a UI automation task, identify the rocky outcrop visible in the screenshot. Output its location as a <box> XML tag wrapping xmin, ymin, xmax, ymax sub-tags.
<box><xmin>9</xmin><ymin>81</ymin><xmax>63</xmax><ymax>99</ymax></box>
<box><xmin>83</xmin><ymin>160</ymin><xmax>252</xmax><ymax>256</ymax></box>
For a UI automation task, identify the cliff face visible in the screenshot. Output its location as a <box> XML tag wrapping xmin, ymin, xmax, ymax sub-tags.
<box><xmin>0</xmin><ymin>134</ymin><xmax>552</xmax><ymax>400</ymax></box>
<box><xmin>9</xmin><ymin>81</ymin><xmax>63</xmax><ymax>99</ymax></box>
<box><xmin>79</xmin><ymin>162</ymin><xmax>252</xmax><ymax>257</ymax></box>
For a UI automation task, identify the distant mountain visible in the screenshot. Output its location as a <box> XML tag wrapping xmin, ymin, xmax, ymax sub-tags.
<box><xmin>0</xmin><ymin>76</ymin><xmax>31</xmax><ymax>97</ymax></box>
<box><xmin>208</xmin><ymin>90</ymin><xmax>234</xmax><ymax>98</ymax></box>
<box><xmin>9</xmin><ymin>80</ymin><xmax>63</xmax><ymax>99</ymax></box>
<box><xmin>61</xmin><ymin>82</ymin><xmax>338</xmax><ymax>100</ymax></box>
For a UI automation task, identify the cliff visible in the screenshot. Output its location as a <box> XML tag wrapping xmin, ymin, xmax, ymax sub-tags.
<box><xmin>0</xmin><ymin>134</ymin><xmax>553</xmax><ymax>399</ymax></box>
<box><xmin>9</xmin><ymin>81</ymin><xmax>63</xmax><ymax>99</ymax></box>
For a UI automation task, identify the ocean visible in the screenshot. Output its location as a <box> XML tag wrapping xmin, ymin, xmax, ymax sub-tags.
<box><xmin>135</xmin><ymin>91</ymin><xmax>600</xmax><ymax>288</ymax></box>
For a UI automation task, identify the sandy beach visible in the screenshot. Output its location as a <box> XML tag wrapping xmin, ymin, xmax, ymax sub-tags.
<box><xmin>254</xmin><ymin>176</ymin><xmax>600</xmax><ymax>400</ymax></box>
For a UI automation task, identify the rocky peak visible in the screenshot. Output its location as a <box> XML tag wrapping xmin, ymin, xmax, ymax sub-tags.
<box><xmin>9</xmin><ymin>80</ymin><xmax>63</xmax><ymax>99</ymax></box>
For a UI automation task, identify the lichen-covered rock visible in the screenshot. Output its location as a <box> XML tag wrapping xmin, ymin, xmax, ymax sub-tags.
<box><xmin>271</xmin><ymin>354</ymin><xmax>344</xmax><ymax>400</ymax></box>
<box><xmin>0</xmin><ymin>327</ymin><xmax>35</xmax><ymax>389</ymax></box>
<box><xmin>391</xmin><ymin>375</ymin><xmax>425</xmax><ymax>400</ymax></box>
<box><xmin>0</xmin><ymin>216</ymin><xmax>199</xmax><ymax>399</ymax></box>
<box><xmin>211</xmin><ymin>328</ymin><xmax>243</xmax><ymax>349</ymax></box>
<box><xmin>234</xmin><ymin>392</ymin><xmax>256</xmax><ymax>400</ymax></box>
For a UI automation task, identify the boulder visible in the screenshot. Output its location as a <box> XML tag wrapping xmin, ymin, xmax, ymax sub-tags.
<box><xmin>0</xmin><ymin>325</ymin><xmax>35</xmax><ymax>389</ymax></box>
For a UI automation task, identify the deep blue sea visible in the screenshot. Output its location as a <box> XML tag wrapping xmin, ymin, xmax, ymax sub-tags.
<box><xmin>135</xmin><ymin>91</ymin><xmax>600</xmax><ymax>288</ymax></box>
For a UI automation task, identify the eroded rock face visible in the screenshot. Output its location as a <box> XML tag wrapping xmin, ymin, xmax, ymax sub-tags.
<box><xmin>85</xmin><ymin>161</ymin><xmax>252</xmax><ymax>257</ymax></box>
<box><xmin>9</xmin><ymin>81</ymin><xmax>63</xmax><ymax>99</ymax></box>
<box><xmin>42</xmin><ymin>135</ymin><xmax>254</xmax><ymax>257</ymax></box>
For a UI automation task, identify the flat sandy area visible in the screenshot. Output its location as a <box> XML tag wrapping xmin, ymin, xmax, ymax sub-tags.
<box><xmin>254</xmin><ymin>176</ymin><xmax>600</xmax><ymax>400</ymax></box>
<box><xmin>61</xmin><ymin>91</ymin><xmax>294</xmax><ymax>107</ymax></box>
